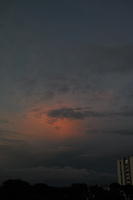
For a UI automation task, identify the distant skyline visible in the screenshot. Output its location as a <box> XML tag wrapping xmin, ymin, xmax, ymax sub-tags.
<box><xmin>0</xmin><ymin>0</ymin><xmax>133</xmax><ymax>185</ymax></box>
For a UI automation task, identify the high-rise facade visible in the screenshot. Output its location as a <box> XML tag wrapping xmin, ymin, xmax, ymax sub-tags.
<box><xmin>117</xmin><ymin>156</ymin><xmax>133</xmax><ymax>185</ymax></box>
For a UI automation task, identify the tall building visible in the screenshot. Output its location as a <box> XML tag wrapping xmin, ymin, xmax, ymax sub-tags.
<box><xmin>117</xmin><ymin>156</ymin><xmax>133</xmax><ymax>185</ymax></box>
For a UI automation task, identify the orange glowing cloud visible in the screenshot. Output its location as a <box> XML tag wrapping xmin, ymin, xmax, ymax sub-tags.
<box><xmin>9</xmin><ymin>100</ymin><xmax>100</xmax><ymax>142</ymax></box>
<box><xmin>13</xmin><ymin>102</ymin><xmax>87</xmax><ymax>140</ymax></box>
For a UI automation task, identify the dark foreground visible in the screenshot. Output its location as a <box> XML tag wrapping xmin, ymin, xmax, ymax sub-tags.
<box><xmin>0</xmin><ymin>180</ymin><xmax>133</xmax><ymax>200</ymax></box>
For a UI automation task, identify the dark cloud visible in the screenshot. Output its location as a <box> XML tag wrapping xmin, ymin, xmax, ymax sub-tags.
<box><xmin>48</xmin><ymin>107</ymin><xmax>88</xmax><ymax>120</ymax></box>
<box><xmin>0</xmin><ymin>129</ymin><xmax>23</xmax><ymax>138</ymax></box>
<box><xmin>0</xmin><ymin>129</ymin><xmax>34</xmax><ymax>169</ymax></box>
<box><xmin>47</xmin><ymin>107</ymin><xmax>133</xmax><ymax>120</ymax></box>
<box><xmin>47</xmin><ymin>107</ymin><xmax>115</xmax><ymax>120</ymax></box>
<box><xmin>0</xmin><ymin>129</ymin><xmax>27</xmax><ymax>147</ymax></box>
<box><xmin>0</xmin><ymin>166</ymin><xmax>115</xmax><ymax>185</ymax></box>
<box><xmin>0</xmin><ymin>119</ymin><xmax>9</xmax><ymax>124</ymax></box>
<box><xmin>86</xmin><ymin>129</ymin><xmax>133</xmax><ymax>136</ymax></box>
<box><xmin>118</xmin><ymin>110</ymin><xmax>133</xmax><ymax>117</ymax></box>
<box><xmin>112</xmin><ymin>129</ymin><xmax>133</xmax><ymax>136</ymax></box>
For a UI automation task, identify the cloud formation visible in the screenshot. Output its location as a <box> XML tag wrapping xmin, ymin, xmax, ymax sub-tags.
<box><xmin>0</xmin><ymin>119</ymin><xmax>9</xmax><ymax>124</ymax></box>
<box><xmin>0</xmin><ymin>0</ymin><xmax>133</xmax><ymax>185</ymax></box>
<box><xmin>86</xmin><ymin>129</ymin><xmax>133</xmax><ymax>136</ymax></box>
<box><xmin>47</xmin><ymin>107</ymin><xmax>133</xmax><ymax>120</ymax></box>
<box><xmin>0</xmin><ymin>166</ymin><xmax>115</xmax><ymax>185</ymax></box>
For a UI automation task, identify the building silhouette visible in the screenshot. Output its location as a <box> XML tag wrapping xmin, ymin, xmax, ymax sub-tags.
<box><xmin>117</xmin><ymin>156</ymin><xmax>133</xmax><ymax>185</ymax></box>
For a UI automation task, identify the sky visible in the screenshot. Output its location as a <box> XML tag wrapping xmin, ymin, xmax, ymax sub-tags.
<box><xmin>0</xmin><ymin>0</ymin><xmax>133</xmax><ymax>186</ymax></box>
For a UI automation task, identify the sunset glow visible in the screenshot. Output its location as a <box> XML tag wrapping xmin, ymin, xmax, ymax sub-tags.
<box><xmin>0</xmin><ymin>0</ymin><xmax>133</xmax><ymax>186</ymax></box>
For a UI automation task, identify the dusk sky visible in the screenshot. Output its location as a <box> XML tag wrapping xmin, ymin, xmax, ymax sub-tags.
<box><xmin>0</xmin><ymin>0</ymin><xmax>133</xmax><ymax>185</ymax></box>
